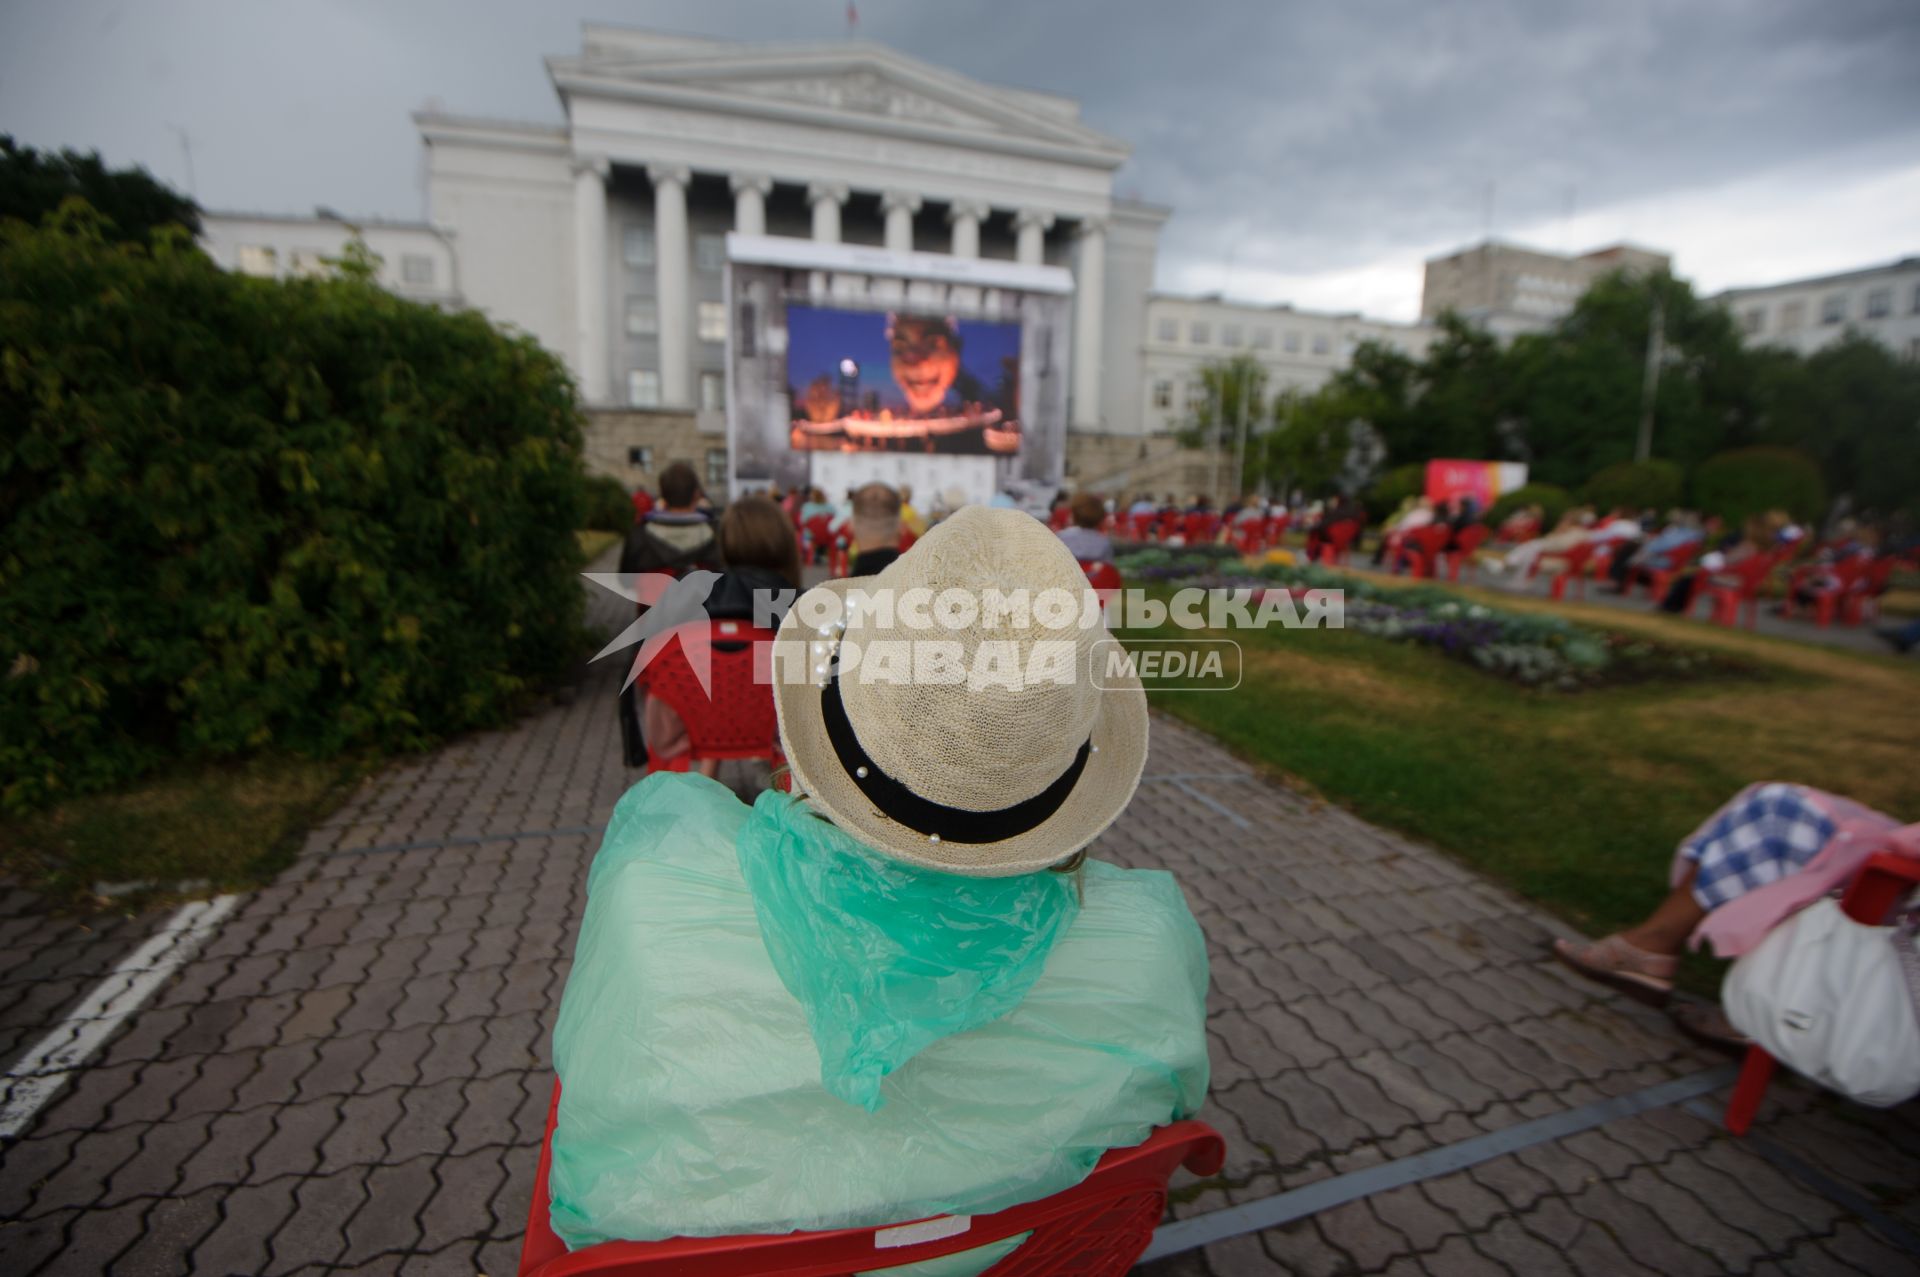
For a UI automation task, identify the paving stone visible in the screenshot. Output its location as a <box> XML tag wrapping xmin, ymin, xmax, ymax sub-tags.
<box><xmin>1561</xmin><ymin>1179</ymin><xmax>1724</xmax><ymax>1277</ymax></box>
<box><xmin>1417</xmin><ymin>1233</ymin><xmax>1511</xmax><ymax>1276</ymax></box>
<box><xmin>111</xmin><ymin>1186</ymin><xmax>224</xmax><ymax>1276</ymax></box>
<box><xmin>1312</xmin><ymin>1197</ymin><xmax>1410</xmax><ymax>1271</ymax></box>
<box><xmin>1471</xmin><ymin>1214</ymin><xmax>1578</xmax><ymax>1276</ymax></box>
<box><xmin>189</xmin><ymin>1178</ymin><xmax>300</xmax><ymax>1276</ymax></box>
<box><xmin>418</xmin><ymin>1149</ymin><xmax>509</xmax><ymax>1254</ymax></box>
<box><xmin>337</xmin><ymin>1159</ymin><xmax>436</xmax><ymax>1265</ymax></box>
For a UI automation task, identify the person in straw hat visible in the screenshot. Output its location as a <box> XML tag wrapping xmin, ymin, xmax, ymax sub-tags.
<box><xmin>544</xmin><ymin>506</ymin><xmax>1210</xmax><ymax>1257</ymax></box>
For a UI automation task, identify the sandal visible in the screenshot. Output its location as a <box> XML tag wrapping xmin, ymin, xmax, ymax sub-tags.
<box><xmin>1551</xmin><ymin>934</ymin><xmax>1678</xmax><ymax>1005</ymax></box>
<box><xmin>1669</xmin><ymin>1000</ymin><xmax>1751</xmax><ymax>1054</ymax></box>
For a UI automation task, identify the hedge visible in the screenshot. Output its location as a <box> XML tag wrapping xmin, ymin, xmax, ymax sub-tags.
<box><xmin>1690</xmin><ymin>446</ymin><xmax>1827</xmax><ymax>526</ymax></box>
<box><xmin>581</xmin><ymin>474</ymin><xmax>634</xmax><ymax>532</ymax></box>
<box><xmin>1364</xmin><ymin>463</ymin><xmax>1426</xmax><ymax>522</ymax></box>
<box><xmin>1581</xmin><ymin>460</ymin><xmax>1683</xmax><ymax>514</ymax></box>
<box><xmin>1485</xmin><ymin>483</ymin><xmax>1573</xmax><ymax>530</ymax></box>
<box><xmin>0</xmin><ymin>206</ymin><xmax>589</xmax><ymax>811</ymax></box>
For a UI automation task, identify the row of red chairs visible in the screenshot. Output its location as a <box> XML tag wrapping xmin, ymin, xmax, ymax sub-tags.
<box><xmin>1532</xmin><ymin>539</ymin><xmax>1899</xmax><ymax>631</ymax></box>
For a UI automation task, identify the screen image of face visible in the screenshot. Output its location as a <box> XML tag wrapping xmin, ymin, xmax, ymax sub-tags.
<box><xmin>784</xmin><ymin>305</ymin><xmax>1022</xmax><ymax>455</ymax></box>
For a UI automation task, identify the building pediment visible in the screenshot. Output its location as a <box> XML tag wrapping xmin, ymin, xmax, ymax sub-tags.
<box><xmin>549</xmin><ymin>35</ymin><xmax>1128</xmax><ymax>170</ymax></box>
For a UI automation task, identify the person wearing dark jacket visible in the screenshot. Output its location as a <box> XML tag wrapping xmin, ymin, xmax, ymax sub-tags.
<box><xmin>619</xmin><ymin>496</ymin><xmax>800</xmax><ymax>770</ymax></box>
<box><xmin>620</xmin><ymin>461</ymin><xmax>719</xmax><ymax>578</ymax></box>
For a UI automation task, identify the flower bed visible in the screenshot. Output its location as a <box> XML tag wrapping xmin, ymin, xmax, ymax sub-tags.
<box><xmin>1112</xmin><ymin>548</ymin><xmax>1755</xmax><ymax>691</ymax></box>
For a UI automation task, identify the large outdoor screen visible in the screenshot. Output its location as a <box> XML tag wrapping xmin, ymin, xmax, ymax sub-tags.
<box><xmin>784</xmin><ymin>305</ymin><xmax>1023</xmax><ymax>456</ymax></box>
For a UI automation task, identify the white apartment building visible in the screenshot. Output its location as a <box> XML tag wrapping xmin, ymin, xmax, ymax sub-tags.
<box><xmin>1138</xmin><ymin>293</ymin><xmax>1437</xmax><ymax>434</ymax></box>
<box><xmin>199</xmin><ymin>212</ymin><xmax>460</xmax><ymax>308</ymax></box>
<box><xmin>1714</xmin><ymin>257</ymin><xmax>1920</xmax><ymax>361</ymax></box>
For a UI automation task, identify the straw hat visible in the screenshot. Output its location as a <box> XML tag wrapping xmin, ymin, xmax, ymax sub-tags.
<box><xmin>772</xmin><ymin>506</ymin><xmax>1147</xmax><ymax>876</ymax></box>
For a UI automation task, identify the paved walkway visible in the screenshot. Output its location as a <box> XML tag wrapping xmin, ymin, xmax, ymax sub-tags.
<box><xmin>2</xmin><ymin>584</ymin><xmax>1917</xmax><ymax>1274</ymax></box>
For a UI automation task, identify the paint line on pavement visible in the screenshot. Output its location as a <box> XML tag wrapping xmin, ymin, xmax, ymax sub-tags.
<box><xmin>1141</xmin><ymin>1064</ymin><xmax>1740</xmax><ymax>1262</ymax></box>
<box><xmin>1680</xmin><ymin>1097</ymin><xmax>1920</xmax><ymax>1258</ymax></box>
<box><xmin>0</xmin><ymin>893</ymin><xmax>240</xmax><ymax>1139</ymax></box>
<box><xmin>319</xmin><ymin>824</ymin><xmax>605</xmax><ymax>859</ymax></box>
<box><xmin>1169</xmin><ymin>780</ymin><xmax>1253</xmax><ymax>830</ymax></box>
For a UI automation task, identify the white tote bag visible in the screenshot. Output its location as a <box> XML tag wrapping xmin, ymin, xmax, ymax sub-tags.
<box><xmin>1722</xmin><ymin>898</ymin><xmax>1920</xmax><ymax>1108</ymax></box>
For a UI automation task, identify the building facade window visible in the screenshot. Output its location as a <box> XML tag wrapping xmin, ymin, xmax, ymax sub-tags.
<box><xmin>1251</xmin><ymin>327</ymin><xmax>1273</xmax><ymax>349</ymax></box>
<box><xmin>1152</xmin><ymin>378</ymin><xmax>1173</xmax><ymax>409</ymax></box>
<box><xmin>699</xmin><ymin>370</ymin><xmax>725</xmax><ymax>411</ymax></box>
<box><xmin>1189</xmin><ymin>321</ymin><xmax>1210</xmax><ymax>345</ymax></box>
<box><xmin>1821</xmin><ymin>293</ymin><xmax>1846</xmax><ymax>324</ymax></box>
<box><xmin>1221</xmin><ymin>323</ymin><xmax>1243</xmax><ymax>348</ymax></box>
<box><xmin>1311</xmin><ymin>334</ymin><xmax>1331</xmax><ymax>355</ymax></box>
<box><xmin>697</xmin><ymin>301</ymin><xmax>727</xmax><ymax>344</ymax></box>
<box><xmin>1781</xmin><ymin>300</ymin><xmax>1805</xmax><ymax>330</ymax></box>
<box><xmin>236</xmin><ymin>245</ymin><xmax>278</xmax><ymax>276</ymax></box>
<box><xmin>626</xmin><ymin>299</ymin><xmax>658</xmax><ymax>337</ymax></box>
<box><xmin>1156</xmin><ymin>318</ymin><xmax>1179</xmax><ymax>342</ymax></box>
<box><xmin>627</xmin><ymin>445</ymin><xmax>654</xmax><ymax>470</ymax></box>
<box><xmin>694</xmin><ymin>234</ymin><xmax>725</xmax><ymax>273</ymax></box>
<box><xmin>1184</xmin><ymin>380</ymin><xmax>1207</xmax><ymax>411</ymax></box>
<box><xmin>705</xmin><ymin>448</ymin><xmax>728</xmax><ymax>489</ymax></box>
<box><xmin>1865</xmin><ymin>288</ymin><xmax>1891</xmax><ymax>319</ymax></box>
<box><xmin>1742</xmin><ymin>308</ymin><xmax>1765</xmax><ymax>335</ymax></box>
<box><xmin>1912</xmin><ymin>282</ymin><xmax>1920</xmax><ymax>314</ymax></box>
<box><xmin>1283</xmin><ymin>331</ymin><xmax>1301</xmax><ymax>352</ymax></box>
<box><xmin>623</xmin><ymin>224</ymin><xmax>654</xmax><ymax>267</ymax></box>
<box><xmin>289</xmin><ymin>249</ymin><xmax>328</xmax><ymax>278</ymax></box>
<box><xmin>401</xmin><ymin>254</ymin><xmax>435</xmax><ymax>286</ymax></box>
<box><xmin>627</xmin><ymin>370</ymin><xmax>660</xmax><ymax>407</ymax></box>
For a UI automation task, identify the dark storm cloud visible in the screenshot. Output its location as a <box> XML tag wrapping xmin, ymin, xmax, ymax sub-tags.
<box><xmin>4</xmin><ymin>0</ymin><xmax>1916</xmax><ymax>310</ymax></box>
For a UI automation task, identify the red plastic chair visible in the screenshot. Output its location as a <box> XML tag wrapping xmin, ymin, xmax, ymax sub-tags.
<box><xmin>1261</xmin><ymin>512</ymin><xmax>1291</xmax><ymax>550</ymax></box>
<box><xmin>517</xmin><ymin>1079</ymin><xmax>1225</xmax><ymax>1277</ymax></box>
<box><xmin>1154</xmin><ymin>511</ymin><xmax>1182</xmax><ymax>543</ymax></box>
<box><xmin>1842</xmin><ymin>556</ymin><xmax>1896</xmax><ymax>626</ymax></box>
<box><xmin>1318</xmin><ymin>519</ymin><xmax>1360</xmax><ymax>566</ymax></box>
<box><xmin>1637</xmin><ymin>542</ymin><xmax>1698</xmax><ymax>602</ymax></box>
<box><xmin>633</xmin><ymin>620</ymin><xmax>781</xmax><ymax>776</ymax></box>
<box><xmin>1080</xmin><ymin>559</ymin><xmax>1123</xmax><ymax>618</ymax></box>
<box><xmin>826</xmin><ymin>534</ymin><xmax>851</xmax><ymax>578</ymax></box>
<box><xmin>1546</xmin><ymin>542</ymin><xmax>1595</xmax><ymax>600</ymax></box>
<box><xmin>1182</xmin><ymin>512</ymin><xmax>1221</xmax><ymax>545</ymax></box>
<box><xmin>1402</xmin><ymin>525</ymin><xmax>1454</xmax><ymax>579</ymax></box>
<box><xmin>1495</xmin><ymin>514</ymin><xmax>1539</xmax><ymax>545</ymax></box>
<box><xmin>1783</xmin><ymin>555</ymin><xmax>1869</xmax><ymax>627</ymax></box>
<box><xmin>802</xmin><ymin>515</ymin><xmax>836</xmax><ymax>565</ymax></box>
<box><xmin>1123</xmin><ymin>513</ymin><xmax>1156</xmax><ymax>543</ymax></box>
<box><xmin>1444</xmin><ymin>525</ymin><xmax>1489</xmax><ymax>582</ymax></box>
<box><xmin>1697</xmin><ymin>551</ymin><xmax>1779</xmax><ymax>629</ymax></box>
<box><xmin>1725</xmin><ymin>851</ymin><xmax>1920</xmax><ymax>1136</ymax></box>
<box><xmin>1048</xmin><ymin>505</ymin><xmax>1072</xmax><ymax>531</ymax></box>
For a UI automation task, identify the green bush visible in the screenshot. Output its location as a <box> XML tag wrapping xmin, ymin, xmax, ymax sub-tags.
<box><xmin>0</xmin><ymin>206</ymin><xmax>589</xmax><ymax>812</ymax></box>
<box><xmin>1363</xmin><ymin>464</ymin><xmax>1426</xmax><ymax>522</ymax></box>
<box><xmin>581</xmin><ymin>473</ymin><xmax>634</xmax><ymax>532</ymax></box>
<box><xmin>1581</xmin><ymin>460</ymin><xmax>1683</xmax><ymax>515</ymax></box>
<box><xmin>1691</xmin><ymin>446</ymin><xmax>1827</xmax><ymax>526</ymax></box>
<box><xmin>1485</xmin><ymin>483</ymin><xmax>1573</xmax><ymax>530</ymax></box>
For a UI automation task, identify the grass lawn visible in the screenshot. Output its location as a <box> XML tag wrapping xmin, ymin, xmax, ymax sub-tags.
<box><xmin>1129</xmin><ymin>565</ymin><xmax>1920</xmax><ymax>985</ymax></box>
<box><xmin>0</xmin><ymin>753</ymin><xmax>363</xmax><ymax>907</ymax></box>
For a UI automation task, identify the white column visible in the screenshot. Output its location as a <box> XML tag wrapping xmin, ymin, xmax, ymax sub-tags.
<box><xmin>947</xmin><ymin>200</ymin><xmax>988</xmax><ymax>259</ymax></box>
<box><xmin>1014</xmin><ymin>208</ymin><xmax>1054</xmax><ymax>266</ymax></box>
<box><xmin>807</xmin><ymin>181</ymin><xmax>849</xmax><ymax>243</ymax></box>
<box><xmin>649</xmin><ymin>164</ymin><xmax>693</xmax><ymax>409</ymax></box>
<box><xmin>880</xmin><ymin>190</ymin><xmax>922</xmax><ymax>254</ymax></box>
<box><xmin>571</xmin><ymin>155</ymin><xmax>610</xmax><ymax>405</ymax></box>
<box><xmin>730</xmin><ymin>172</ymin><xmax>772</xmax><ymax>237</ymax></box>
<box><xmin>1071</xmin><ymin>217</ymin><xmax>1107</xmax><ymax>429</ymax></box>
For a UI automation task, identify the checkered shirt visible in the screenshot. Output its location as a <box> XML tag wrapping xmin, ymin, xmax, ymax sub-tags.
<box><xmin>1682</xmin><ymin>783</ymin><xmax>1836</xmax><ymax>910</ymax></box>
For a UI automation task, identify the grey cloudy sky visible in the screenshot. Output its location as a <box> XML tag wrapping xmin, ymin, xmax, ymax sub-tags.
<box><xmin>4</xmin><ymin>0</ymin><xmax>1917</xmax><ymax>321</ymax></box>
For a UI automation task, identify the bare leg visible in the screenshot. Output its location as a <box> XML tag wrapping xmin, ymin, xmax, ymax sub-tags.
<box><xmin>1617</xmin><ymin>866</ymin><xmax>1708</xmax><ymax>958</ymax></box>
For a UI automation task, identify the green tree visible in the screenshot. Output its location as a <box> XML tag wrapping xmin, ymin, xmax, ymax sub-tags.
<box><xmin>1505</xmin><ymin>271</ymin><xmax>1761</xmax><ymax>485</ymax></box>
<box><xmin>1753</xmin><ymin>335</ymin><xmax>1920</xmax><ymax>518</ymax></box>
<box><xmin>1173</xmin><ymin>353</ymin><xmax>1269</xmax><ymax>451</ymax></box>
<box><xmin>0</xmin><ymin>134</ymin><xmax>201</xmax><ymax>242</ymax></box>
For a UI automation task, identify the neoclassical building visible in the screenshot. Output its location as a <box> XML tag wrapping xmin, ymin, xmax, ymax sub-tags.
<box><xmin>415</xmin><ymin>25</ymin><xmax>1167</xmax><ymax>451</ymax></box>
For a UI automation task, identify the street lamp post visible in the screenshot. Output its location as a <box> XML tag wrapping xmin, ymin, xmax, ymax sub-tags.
<box><xmin>1636</xmin><ymin>298</ymin><xmax>1665</xmax><ymax>463</ymax></box>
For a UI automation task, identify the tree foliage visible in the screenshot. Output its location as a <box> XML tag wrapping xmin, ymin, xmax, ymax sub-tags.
<box><xmin>1</xmin><ymin>134</ymin><xmax>202</xmax><ymax>243</ymax></box>
<box><xmin>1691</xmin><ymin>447</ymin><xmax>1828</xmax><ymax>526</ymax></box>
<box><xmin>1224</xmin><ymin>268</ymin><xmax>1915</xmax><ymax>519</ymax></box>
<box><xmin>0</xmin><ymin>204</ymin><xmax>588</xmax><ymax>812</ymax></box>
<box><xmin>1581</xmin><ymin>460</ymin><xmax>1684</xmax><ymax>514</ymax></box>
